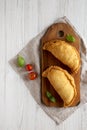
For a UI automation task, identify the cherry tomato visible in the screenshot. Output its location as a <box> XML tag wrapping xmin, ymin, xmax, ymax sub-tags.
<box><xmin>28</xmin><ymin>72</ymin><xmax>37</xmax><ymax>80</ymax></box>
<box><xmin>25</xmin><ymin>64</ymin><xmax>33</xmax><ymax>71</ymax></box>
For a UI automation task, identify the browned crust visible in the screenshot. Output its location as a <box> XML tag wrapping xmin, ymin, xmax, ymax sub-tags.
<box><xmin>43</xmin><ymin>40</ymin><xmax>81</xmax><ymax>73</ymax></box>
<box><xmin>42</xmin><ymin>66</ymin><xmax>77</xmax><ymax>107</ymax></box>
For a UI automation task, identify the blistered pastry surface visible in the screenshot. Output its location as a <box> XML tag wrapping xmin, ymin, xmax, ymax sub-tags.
<box><xmin>43</xmin><ymin>40</ymin><xmax>80</xmax><ymax>73</ymax></box>
<box><xmin>42</xmin><ymin>66</ymin><xmax>77</xmax><ymax>107</ymax></box>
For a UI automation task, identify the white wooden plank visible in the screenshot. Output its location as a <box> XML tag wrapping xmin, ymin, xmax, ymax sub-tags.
<box><xmin>35</xmin><ymin>107</ymin><xmax>56</xmax><ymax>130</ymax></box>
<box><xmin>5</xmin><ymin>0</ymin><xmax>27</xmax><ymax>129</ymax></box>
<box><xmin>5</xmin><ymin>0</ymin><xmax>39</xmax><ymax>130</ymax></box>
<box><xmin>24</xmin><ymin>0</ymin><xmax>39</xmax><ymax>44</ymax></box>
<box><xmin>0</xmin><ymin>0</ymin><xmax>6</xmax><ymax>129</ymax></box>
<box><xmin>37</xmin><ymin>0</ymin><xmax>58</xmax><ymax>32</ymax></box>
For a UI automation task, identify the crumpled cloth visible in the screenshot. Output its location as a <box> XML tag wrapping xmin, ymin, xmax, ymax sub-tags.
<box><xmin>10</xmin><ymin>17</ymin><xmax>87</xmax><ymax>125</ymax></box>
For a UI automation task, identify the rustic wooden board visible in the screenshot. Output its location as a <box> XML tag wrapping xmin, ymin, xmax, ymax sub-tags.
<box><xmin>41</xmin><ymin>23</ymin><xmax>81</xmax><ymax>107</ymax></box>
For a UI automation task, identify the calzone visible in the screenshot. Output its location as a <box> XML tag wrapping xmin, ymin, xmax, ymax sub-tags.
<box><xmin>42</xmin><ymin>66</ymin><xmax>77</xmax><ymax>107</ymax></box>
<box><xmin>43</xmin><ymin>40</ymin><xmax>80</xmax><ymax>73</ymax></box>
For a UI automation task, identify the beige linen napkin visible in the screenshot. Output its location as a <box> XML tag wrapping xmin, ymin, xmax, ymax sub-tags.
<box><xmin>10</xmin><ymin>17</ymin><xmax>87</xmax><ymax>125</ymax></box>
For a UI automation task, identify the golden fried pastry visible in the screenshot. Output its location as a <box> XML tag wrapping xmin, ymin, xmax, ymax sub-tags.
<box><xmin>42</xmin><ymin>66</ymin><xmax>77</xmax><ymax>107</ymax></box>
<box><xmin>43</xmin><ymin>40</ymin><xmax>80</xmax><ymax>73</ymax></box>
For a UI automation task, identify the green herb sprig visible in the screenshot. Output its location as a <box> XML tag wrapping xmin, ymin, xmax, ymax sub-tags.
<box><xmin>66</xmin><ymin>34</ymin><xmax>75</xmax><ymax>42</ymax></box>
<box><xmin>46</xmin><ymin>91</ymin><xmax>56</xmax><ymax>103</ymax></box>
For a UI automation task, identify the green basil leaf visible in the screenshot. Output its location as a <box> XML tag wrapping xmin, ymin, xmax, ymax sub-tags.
<box><xmin>17</xmin><ymin>55</ymin><xmax>25</xmax><ymax>67</ymax></box>
<box><xmin>66</xmin><ymin>34</ymin><xmax>75</xmax><ymax>42</ymax></box>
<box><xmin>46</xmin><ymin>91</ymin><xmax>56</xmax><ymax>103</ymax></box>
<box><xmin>46</xmin><ymin>91</ymin><xmax>52</xmax><ymax>98</ymax></box>
<box><xmin>50</xmin><ymin>96</ymin><xmax>56</xmax><ymax>103</ymax></box>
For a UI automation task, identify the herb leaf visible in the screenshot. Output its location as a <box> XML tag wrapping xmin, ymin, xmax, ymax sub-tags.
<box><xmin>66</xmin><ymin>34</ymin><xmax>75</xmax><ymax>42</ymax></box>
<box><xmin>46</xmin><ymin>91</ymin><xmax>52</xmax><ymax>98</ymax></box>
<box><xmin>46</xmin><ymin>91</ymin><xmax>56</xmax><ymax>103</ymax></box>
<box><xmin>50</xmin><ymin>96</ymin><xmax>56</xmax><ymax>103</ymax></box>
<box><xmin>17</xmin><ymin>55</ymin><xmax>25</xmax><ymax>67</ymax></box>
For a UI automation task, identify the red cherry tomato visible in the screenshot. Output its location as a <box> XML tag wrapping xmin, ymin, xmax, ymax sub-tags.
<box><xmin>25</xmin><ymin>64</ymin><xmax>33</xmax><ymax>71</ymax></box>
<box><xmin>28</xmin><ymin>72</ymin><xmax>37</xmax><ymax>80</ymax></box>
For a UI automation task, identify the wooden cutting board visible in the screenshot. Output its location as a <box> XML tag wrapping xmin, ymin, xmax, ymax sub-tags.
<box><xmin>41</xmin><ymin>22</ymin><xmax>81</xmax><ymax>107</ymax></box>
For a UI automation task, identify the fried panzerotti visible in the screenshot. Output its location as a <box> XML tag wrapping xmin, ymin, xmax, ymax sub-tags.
<box><xmin>43</xmin><ymin>40</ymin><xmax>80</xmax><ymax>73</ymax></box>
<box><xmin>42</xmin><ymin>66</ymin><xmax>77</xmax><ymax>107</ymax></box>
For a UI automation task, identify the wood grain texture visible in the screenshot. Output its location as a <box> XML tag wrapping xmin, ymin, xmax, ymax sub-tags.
<box><xmin>0</xmin><ymin>0</ymin><xmax>87</xmax><ymax>129</ymax></box>
<box><xmin>41</xmin><ymin>23</ymin><xmax>80</xmax><ymax>107</ymax></box>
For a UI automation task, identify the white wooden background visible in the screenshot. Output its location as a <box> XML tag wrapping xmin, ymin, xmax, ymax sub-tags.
<box><xmin>0</xmin><ymin>0</ymin><xmax>87</xmax><ymax>129</ymax></box>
